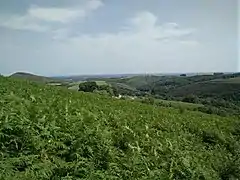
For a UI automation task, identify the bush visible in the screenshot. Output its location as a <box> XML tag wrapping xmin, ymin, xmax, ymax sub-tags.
<box><xmin>79</xmin><ymin>81</ymin><xmax>98</xmax><ymax>92</ymax></box>
<box><xmin>182</xmin><ymin>95</ymin><xmax>198</xmax><ymax>103</ymax></box>
<box><xmin>141</xmin><ymin>96</ymin><xmax>155</xmax><ymax>105</ymax></box>
<box><xmin>93</xmin><ymin>90</ymin><xmax>109</xmax><ymax>96</ymax></box>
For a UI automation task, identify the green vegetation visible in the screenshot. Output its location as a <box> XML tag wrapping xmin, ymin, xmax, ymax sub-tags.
<box><xmin>67</xmin><ymin>81</ymin><xmax>108</xmax><ymax>91</ymax></box>
<box><xmin>211</xmin><ymin>77</ymin><xmax>240</xmax><ymax>84</ymax></box>
<box><xmin>10</xmin><ymin>72</ymin><xmax>64</xmax><ymax>84</ymax></box>
<box><xmin>95</xmin><ymin>81</ymin><xmax>108</xmax><ymax>86</ymax></box>
<box><xmin>1</xmin><ymin>76</ymin><xmax>240</xmax><ymax>179</ymax></box>
<box><xmin>155</xmin><ymin>99</ymin><xmax>203</xmax><ymax>110</ymax></box>
<box><xmin>99</xmin><ymin>73</ymin><xmax>240</xmax><ymax>117</ymax></box>
<box><xmin>78</xmin><ymin>81</ymin><xmax>116</xmax><ymax>96</ymax></box>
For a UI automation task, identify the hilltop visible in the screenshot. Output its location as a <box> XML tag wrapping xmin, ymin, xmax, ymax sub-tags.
<box><xmin>10</xmin><ymin>72</ymin><xmax>66</xmax><ymax>83</ymax></box>
<box><xmin>0</xmin><ymin>76</ymin><xmax>239</xmax><ymax>179</ymax></box>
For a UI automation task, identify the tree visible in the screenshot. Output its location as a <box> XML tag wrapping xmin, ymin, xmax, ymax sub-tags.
<box><xmin>144</xmin><ymin>74</ymin><xmax>158</xmax><ymax>95</ymax></box>
<box><xmin>180</xmin><ymin>74</ymin><xmax>187</xmax><ymax>77</ymax></box>
<box><xmin>78</xmin><ymin>82</ymin><xmax>118</xmax><ymax>96</ymax></box>
<box><xmin>98</xmin><ymin>85</ymin><xmax>114</xmax><ymax>96</ymax></box>
<box><xmin>78</xmin><ymin>81</ymin><xmax>98</xmax><ymax>92</ymax></box>
<box><xmin>93</xmin><ymin>89</ymin><xmax>109</xmax><ymax>96</ymax></box>
<box><xmin>213</xmin><ymin>72</ymin><xmax>224</xmax><ymax>76</ymax></box>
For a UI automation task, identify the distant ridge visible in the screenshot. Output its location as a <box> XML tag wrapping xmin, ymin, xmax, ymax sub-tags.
<box><xmin>10</xmin><ymin>72</ymin><xmax>62</xmax><ymax>83</ymax></box>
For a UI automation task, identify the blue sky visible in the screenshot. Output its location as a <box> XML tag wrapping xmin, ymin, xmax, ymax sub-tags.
<box><xmin>0</xmin><ymin>0</ymin><xmax>238</xmax><ymax>76</ymax></box>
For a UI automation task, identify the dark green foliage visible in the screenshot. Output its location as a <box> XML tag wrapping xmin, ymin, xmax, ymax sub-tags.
<box><xmin>111</xmin><ymin>83</ymin><xmax>138</xmax><ymax>96</ymax></box>
<box><xmin>141</xmin><ymin>96</ymin><xmax>155</xmax><ymax>105</ymax></box>
<box><xmin>182</xmin><ymin>95</ymin><xmax>198</xmax><ymax>103</ymax></box>
<box><xmin>107</xmin><ymin>73</ymin><xmax>240</xmax><ymax>109</ymax></box>
<box><xmin>0</xmin><ymin>76</ymin><xmax>240</xmax><ymax>179</ymax></box>
<box><xmin>97</xmin><ymin>85</ymin><xmax>115</xmax><ymax>96</ymax></box>
<box><xmin>213</xmin><ymin>72</ymin><xmax>224</xmax><ymax>76</ymax></box>
<box><xmin>78</xmin><ymin>81</ymin><xmax>98</xmax><ymax>92</ymax></box>
<box><xmin>79</xmin><ymin>82</ymin><xmax>117</xmax><ymax>96</ymax></box>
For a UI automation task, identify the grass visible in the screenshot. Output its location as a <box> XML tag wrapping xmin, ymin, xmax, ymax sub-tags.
<box><xmin>211</xmin><ymin>77</ymin><xmax>240</xmax><ymax>84</ymax></box>
<box><xmin>0</xmin><ymin>76</ymin><xmax>239</xmax><ymax>179</ymax></box>
<box><xmin>155</xmin><ymin>99</ymin><xmax>203</xmax><ymax>110</ymax></box>
<box><xmin>95</xmin><ymin>81</ymin><xmax>108</xmax><ymax>86</ymax></box>
<box><xmin>170</xmin><ymin>82</ymin><xmax>240</xmax><ymax>98</ymax></box>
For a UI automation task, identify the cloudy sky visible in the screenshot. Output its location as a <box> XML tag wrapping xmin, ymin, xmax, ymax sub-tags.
<box><xmin>0</xmin><ymin>0</ymin><xmax>238</xmax><ymax>76</ymax></box>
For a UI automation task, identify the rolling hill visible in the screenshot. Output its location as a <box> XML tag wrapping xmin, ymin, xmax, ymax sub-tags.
<box><xmin>0</xmin><ymin>76</ymin><xmax>239</xmax><ymax>179</ymax></box>
<box><xmin>172</xmin><ymin>82</ymin><xmax>240</xmax><ymax>96</ymax></box>
<box><xmin>114</xmin><ymin>73</ymin><xmax>240</xmax><ymax>102</ymax></box>
<box><xmin>10</xmin><ymin>72</ymin><xmax>66</xmax><ymax>83</ymax></box>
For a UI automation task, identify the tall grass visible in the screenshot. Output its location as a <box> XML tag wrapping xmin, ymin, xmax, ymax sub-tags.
<box><xmin>0</xmin><ymin>77</ymin><xmax>239</xmax><ymax>179</ymax></box>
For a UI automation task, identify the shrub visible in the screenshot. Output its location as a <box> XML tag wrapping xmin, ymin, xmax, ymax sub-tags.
<box><xmin>182</xmin><ymin>95</ymin><xmax>198</xmax><ymax>103</ymax></box>
<box><xmin>141</xmin><ymin>96</ymin><xmax>155</xmax><ymax>105</ymax></box>
<box><xmin>78</xmin><ymin>81</ymin><xmax>98</xmax><ymax>92</ymax></box>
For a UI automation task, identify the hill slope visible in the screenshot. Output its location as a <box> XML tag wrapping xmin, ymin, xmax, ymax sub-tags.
<box><xmin>0</xmin><ymin>76</ymin><xmax>239</xmax><ymax>179</ymax></box>
<box><xmin>170</xmin><ymin>81</ymin><xmax>240</xmax><ymax>99</ymax></box>
<box><xmin>10</xmin><ymin>72</ymin><xmax>63</xmax><ymax>83</ymax></box>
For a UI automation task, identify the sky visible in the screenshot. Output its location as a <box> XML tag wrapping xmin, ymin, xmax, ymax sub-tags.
<box><xmin>0</xmin><ymin>0</ymin><xmax>238</xmax><ymax>76</ymax></box>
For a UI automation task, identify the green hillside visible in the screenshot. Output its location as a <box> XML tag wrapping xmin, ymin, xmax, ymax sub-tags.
<box><xmin>170</xmin><ymin>82</ymin><xmax>240</xmax><ymax>101</ymax></box>
<box><xmin>0</xmin><ymin>76</ymin><xmax>240</xmax><ymax>179</ymax></box>
<box><xmin>10</xmin><ymin>72</ymin><xmax>64</xmax><ymax>83</ymax></box>
<box><xmin>210</xmin><ymin>77</ymin><xmax>240</xmax><ymax>84</ymax></box>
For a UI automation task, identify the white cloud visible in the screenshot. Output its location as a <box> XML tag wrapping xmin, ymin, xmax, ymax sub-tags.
<box><xmin>0</xmin><ymin>14</ymin><xmax>49</xmax><ymax>32</ymax></box>
<box><xmin>28</xmin><ymin>0</ymin><xmax>103</xmax><ymax>23</ymax></box>
<box><xmin>64</xmin><ymin>11</ymin><xmax>197</xmax><ymax>45</ymax></box>
<box><xmin>86</xmin><ymin>0</ymin><xmax>104</xmax><ymax>11</ymax></box>
<box><xmin>121</xmin><ymin>11</ymin><xmax>195</xmax><ymax>42</ymax></box>
<box><xmin>43</xmin><ymin>11</ymin><xmax>199</xmax><ymax>74</ymax></box>
<box><xmin>129</xmin><ymin>11</ymin><xmax>157</xmax><ymax>31</ymax></box>
<box><xmin>0</xmin><ymin>10</ymin><xmax>201</xmax><ymax>75</ymax></box>
<box><xmin>52</xmin><ymin>28</ymin><xmax>72</xmax><ymax>40</ymax></box>
<box><xmin>0</xmin><ymin>0</ymin><xmax>103</xmax><ymax>32</ymax></box>
<box><xmin>28</xmin><ymin>6</ymin><xmax>84</xmax><ymax>23</ymax></box>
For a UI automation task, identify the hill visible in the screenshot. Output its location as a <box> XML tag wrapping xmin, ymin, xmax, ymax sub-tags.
<box><xmin>65</xmin><ymin>73</ymin><xmax>240</xmax><ymax>116</ymax></box>
<box><xmin>106</xmin><ymin>73</ymin><xmax>240</xmax><ymax>103</ymax></box>
<box><xmin>170</xmin><ymin>81</ymin><xmax>240</xmax><ymax>100</ymax></box>
<box><xmin>10</xmin><ymin>72</ymin><xmax>65</xmax><ymax>83</ymax></box>
<box><xmin>210</xmin><ymin>77</ymin><xmax>240</xmax><ymax>84</ymax></box>
<box><xmin>0</xmin><ymin>76</ymin><xmax>239</xmax><ymax>179</ymax></box>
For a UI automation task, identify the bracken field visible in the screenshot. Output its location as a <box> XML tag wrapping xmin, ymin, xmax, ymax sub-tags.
<box><xmin>0</xmin><ymin>76</ymin><xmax>240</xmax><ymax>179</ymax></box>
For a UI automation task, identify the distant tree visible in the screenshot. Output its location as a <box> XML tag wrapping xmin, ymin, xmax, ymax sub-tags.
<box><xmin>98</xmin><ymin>85</ymin><xmax>115</xmax><ymax>96</ymax></box>
<box><xmin>78</xmin><ymin>81</ymin><xmax>98</xmax><ymax>92</ymax></box>
<box><xmin>213</xmin><ymin>72</ymin><xmax>224</xmax><ymax>76</ymax></box>
<box><xmin>78</xmin><ymin>82</ymin><xmax>118</xmax><ymax>96</ymax></box>
<box><xmin>93</xmin><ymin>89</ymin><xmax>109</xmax><ymax>96</ymax></box>
<box><xmin>180</xmin><ymin>74</ymin><xmax>187</xmax><ymax>77</ymax></box>
<box><xmin>111</xmin><ymin>86</ymin><xmax>119</xmax><ymax>96</ymax></box>
<box><xmin>144</xmin><ymin>74</ymin><xmax>158</xmax><ymax>95</ymax></box>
